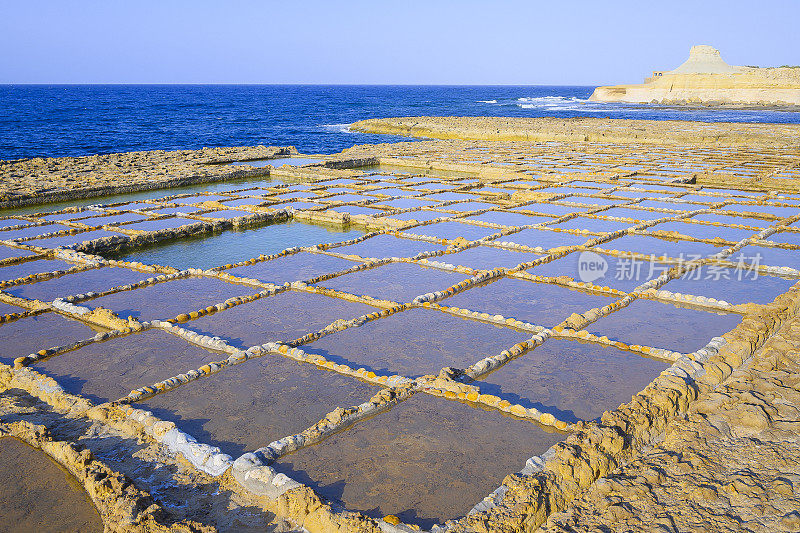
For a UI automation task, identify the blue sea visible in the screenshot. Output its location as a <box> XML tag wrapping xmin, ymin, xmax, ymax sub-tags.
<box><xmin>2</xmin><ymin>85</ymin><xmax>799</xmax><ymax>160</ymax></box>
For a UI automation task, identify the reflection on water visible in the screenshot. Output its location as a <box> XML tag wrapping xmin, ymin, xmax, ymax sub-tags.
<box><xmin>136</xmin><ymin>354</ymin><xmax>377</xmax><ymax>458</ymax></box>
<box><xmin>26</xmin><ymin>229</ymin><xmax>126</xmax><ymax>248</ymax></box>
<box><xmin>319</xmin><ymin>262</ymin><xmax>467</xmax><ymax>303</ymax></box>
<box><xmin>661</xmin><ymin>266</ymin><xmax>796</xmax><ymax>305</ymax></box>
<box><xmin>442</xmin><ymin>246</ymin><xmax>543</xmax><ymax>270</ymax></box>
<box><xmin>550</xmin><ymin>216</ymin><xmax>631</xmax><ymax>233</ymax></box>
<box><xmin>503</xmin><ymin>228</ymin><xmax>590</xmax><ymax>249</ymax></box>
<box><xmin>274</xmin><ymin>394</ymin><xmax>563</xmax><ymax>529</ymax></box>
<box><xmin>586</xmin><ymin>299</ymin><xmax>743</xmax><ymax>353</ymax></box>
<box><xmin>176</xmin><ymin>290</ymin><xmax>377</xmax><ymax>349</ymax></box>
<box><xmin>649</xmin><ymin>220</ymin><xmax>756</xmax><ymax>242</ymax></box>
<box><xmin>4</xmin><ymin>266</ymin><xmax>151</xmax><ymax>302</ymax></box>
<box><xmin>333</xmin><ymin>234</ymin><xmax>446</xmax><ymax>258</ymax></box>
<box><xmin>599</xmin><ymin>234</ymin><xmax>724</xmax><ymax>258</ymax></box>
<box><xmin>0</xmin><ymin>222</ymin><xmax>68</xmax><ymax>240</ymax></box>
<box><xmin>115</xmin><ymin>217</ymin><xmax>197</xmax><ymax>232</ymax></box>
<box><xmin>81</xmin><ymin>276</ymin><xmax>258</xmax><ymax>322</ymax></box>
<box><xmin>37</xmin><ymin>329</ymin><xmax>221</xmax><ymax>404</ymax></box>
<box><xmin>441</xmin><ymin>277</ymin><xmax>614</xmax><ymax>328</ymax></box>
<box><xmin>0</xmin><ymin>258</ymin><xmax>76</xmax><ymax>282</ymax></box>
<box><xmin>461</xmin><ymin>211</ymin><xmax>551</xmax><ymax>227</ymax></box>
<box><xmin>225</xmin><ymin>251</ymin><xmax>361</xmax><ymax>285</ymax></box>
<box><xmin>473</xmin><ymin>338</ymin><xmax>667</xmax><ymax>422</ymax></box>
<box><xmin>0</xmin><ymin>312</ymin><xmax>97</xmax><ymax>365</ymax></box>
<box><xmin>0</xmin><ymin>175</ymin><xmax>285</xmax><ymax>217</ymax></box>
<box><xmin>408</xmin><ymin>220</ymin><xmax>498</xmax><ymax>241</ymax></box>
<box><xmin>0</xmin><ymin>437</ymin><xmax>103</xmax><ymax>532</ymax></box>
<box><xmin>302</xmin><ymin>307</ymin><xmax>529</xmax><ymax>377</ymax></box>
<box><xmin>107</xmin><ymin>219</ymin><xmax>365</xmax><ymax>269</ymax></box>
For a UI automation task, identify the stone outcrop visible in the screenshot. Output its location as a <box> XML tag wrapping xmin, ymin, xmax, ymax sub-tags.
<box><xmin>590</xmin><ymin>45</ymin><xmax>800</xmax><ymax>106</ymax></box>
<box><xmin>0</xmin><ymin>145</ymin><xmax>298</xmax><ymax>208</ymax></box>
<box><xmin>542</xmin><ymin>312</ymin><xmax>800</xmax><ymax>533</ymax></box>
<box><xmin>349</xmin><ymin>116</ymin><xmax>800</xmax><ymax>149</ymax></box>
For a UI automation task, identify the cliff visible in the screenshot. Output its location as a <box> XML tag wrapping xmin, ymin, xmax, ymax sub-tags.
<box><xmin>590</xmin><ymin>45</ymin><xmax>800</xmax><ymax>106</ymax></box>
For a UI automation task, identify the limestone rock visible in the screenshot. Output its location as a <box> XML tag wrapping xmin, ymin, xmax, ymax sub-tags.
<box><xmin>590</xmin><ymin>45</ymin><xmax>800</xmax><ymax>106</ymax></box>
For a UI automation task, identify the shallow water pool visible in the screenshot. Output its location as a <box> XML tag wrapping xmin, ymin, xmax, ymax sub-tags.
<box><xmin>319</xmin><ymin>262</ymin><xmax>467</xmax><ymax>303</ymax></box>
<box><xmin>586</xmin><ymin>299</ymin><xmax>743</xmax><ymax>353</ymax></box>
<box><xmin>274</xmin><ymin>393</ymin><xmax>562</xmax><ymax>528</ymax></box>
<box><xmin>302</xmin><ymin>307</ymin><xmax>529</xmax><ymax>377</ymax></box>
<box><xmin>5</xmin><ymin>266</ymin><xmax>151</xmax><ymax>302</ymax></box>
<box><xmin>136</xmin><ymin>354</ymin><xmax>377</xmax><ymax>458</ymax></box>
<box><xmin>472</xmin><ymin>338</ymin><xmax>668</xmax><ymax>421</ymax></box>
<box><xmin>441</xmin><ymin>277</ymin><xmax>615</xmax><ymax>327</ymax></box>
<box><xmin>177</xmin><ymin>290</ymin><xmax>378</xmax><ymax>349</ymax></box>
<box><xmin>108</xmin><ymin>219</ymin><xmax>365</xmax><ymax>269</ymax></box>
<box><xmin>37</xmin><ymin>329</ymin><xmax>221</xmax><ymax>404</ymax></box>
<box><xmin>0</xmin><ymin>312</ymin><xmax>98</xmax><ymax>365</ymax></box>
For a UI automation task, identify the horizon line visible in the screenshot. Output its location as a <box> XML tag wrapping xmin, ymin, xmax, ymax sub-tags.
<box><xmin>0</xmin><ymin>82</ymin><xmax>601</xmax><ymax>87</ymax></box>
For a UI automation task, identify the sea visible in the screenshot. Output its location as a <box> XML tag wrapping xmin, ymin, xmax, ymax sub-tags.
<box><xmin>2</xmin><ymin>85</ymin><xmax>799</xmax><ymax>161</ymax></box>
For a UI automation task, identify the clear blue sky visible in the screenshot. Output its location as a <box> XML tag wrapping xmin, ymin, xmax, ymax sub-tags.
<box><xmin>2</xmin><ymin>0</ymin><xmax>798</xmax><ymax>85</ymax></box>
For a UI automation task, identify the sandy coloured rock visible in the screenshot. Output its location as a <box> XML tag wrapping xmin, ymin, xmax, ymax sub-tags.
<box><xmin>591</xmin><ymin>45</ymin><xmax>800</xmax><ymax>107</ymax></box>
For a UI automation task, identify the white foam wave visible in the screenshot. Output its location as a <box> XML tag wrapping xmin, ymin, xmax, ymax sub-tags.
<box><xmin>477</xmin><ymin>95</ymin><xmax>604</xmax><ymax>111</ymax></box>
<box><xmin>516</xmin><ymin>96</ymin><xmax>587</xmax><ymax>105</ymax></box>
<box><xmin>320</xmin><ymin>123</ymin><xmax>355</xmax><ymax>134</ymax></box>
<box><xmin>509</xmin><ymin>95</ymin><xmax>616</xmax><ymax>112</ymax></box>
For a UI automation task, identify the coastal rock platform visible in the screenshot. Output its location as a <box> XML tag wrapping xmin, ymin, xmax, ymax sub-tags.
<box><xmin>350</xmin><ymin>116</ymin><xmax>800</xmax><ymax>149</ymax></box>
<box><xmin>0</xmin><ymin>145</ymin><xmax>296</xmax><ymax>208</ymax></box>
<box><xmin>1</xmin><ymin>117</ymin><xmax>799</xmax><ymax>531</ymax></box>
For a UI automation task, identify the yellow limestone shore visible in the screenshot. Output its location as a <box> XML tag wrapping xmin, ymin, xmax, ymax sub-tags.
<box><xmin>590</xmin><ymin>45</ymin><xmax>800</xmax><ymax>106</ymax></box>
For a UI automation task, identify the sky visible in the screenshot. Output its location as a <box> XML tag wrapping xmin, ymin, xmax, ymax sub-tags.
<box><xmin>1</xmin><ymin>0</ymin><xmax>798</xmax><ymax>85</ymax></box>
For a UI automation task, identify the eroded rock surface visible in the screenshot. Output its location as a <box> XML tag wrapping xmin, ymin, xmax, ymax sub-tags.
<box><xmin>541</xmin><ymin>317</ymin><xmax>800</xmax><ymax>533</ymax></box>
<box><xmin>0</xmin><ymin>145</ymin><xmax>295</xmax><ymax>206</ymax></box>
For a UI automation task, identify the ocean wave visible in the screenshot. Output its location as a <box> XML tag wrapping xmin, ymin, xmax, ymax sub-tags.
<box><xmin>478</xmin><ymin>95</ymin><xmax>604</xmax><ymax>111</ymax></box>
<box><xmin>320</xmin><ymin>123</ymin><xmax>355</xmax><ymax>134</ymax></box>
<box><xmin>516</xmin><ymin>96</ymin><xmax>587</xmax><ymax>105</ymax></box>
<box><xmin>508</xmin><ymin>95</ymin><xmax>621</xmax><ymax>112</ymax></box>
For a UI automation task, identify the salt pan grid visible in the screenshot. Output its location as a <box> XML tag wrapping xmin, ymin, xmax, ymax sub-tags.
<box><xmin>1</xmin><ymin>137</ymin><xmax>799</xmax><ymax>532</ymax></box>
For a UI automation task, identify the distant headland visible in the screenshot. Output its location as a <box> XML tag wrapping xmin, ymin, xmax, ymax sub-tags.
<box><xmin>590</xmin><ymin>45</ymin><xmax>800</xmax><ymax>107</ymax></box>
